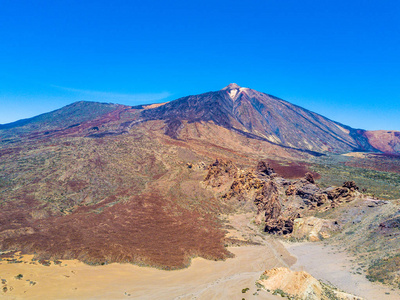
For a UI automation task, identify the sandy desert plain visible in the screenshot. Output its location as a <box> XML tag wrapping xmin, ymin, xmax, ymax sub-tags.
<box><xmin>0</xmin><ymin>213</ymin><xmax>399</xmax><ymax>300</ymax></box>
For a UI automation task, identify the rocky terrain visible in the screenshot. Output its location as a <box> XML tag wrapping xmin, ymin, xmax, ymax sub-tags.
<box><xmin>202</xmin><ymin>158</ymin><xmax>400</xmax><ymax>292</ymax></box>
<box><xmin>1</xmin><ymin>84</ymin><xmax>399</xmax><ymax>298</ymax></box>
<box><xmin>204</xmin><ymin>158</ymin><xmax>360</xmax><ymax>236</ymax></box>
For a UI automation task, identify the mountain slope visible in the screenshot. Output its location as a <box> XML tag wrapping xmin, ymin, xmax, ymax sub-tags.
<box><xmin>0</xmin><ymin>84</ymin><xmax>378</xmax><ymax>154</ymax></box>
<box><xmin>0</xmin><ymin>101</ymin><xmax>129</xmax><ymax>143</ymax></box>
<box><xmin>140</xmin><ymin>83</ymin><xmax>374</xmax><ymax>153</ymax></box>
<box><xmin>363</xmin><ymin>130</ymin><xmax>400</xmax><ymax>155</ymax></box>
<box><xmin>0</xmin><ymin>101</ymin><xmax>119</xmax><ymax>131</ymax></box>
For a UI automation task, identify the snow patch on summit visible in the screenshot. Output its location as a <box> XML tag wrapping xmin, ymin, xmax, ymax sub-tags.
<box><xmin>228</xmin><ymin>89</ymin><xmax>238</xmax><ymax>99</ymax></box>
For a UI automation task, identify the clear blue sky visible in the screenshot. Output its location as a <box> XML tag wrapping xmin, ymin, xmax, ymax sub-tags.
<box><xmin>1</xmin><ymin>0</ymin><xmax>399</xmax><ymax>130</ymax></box>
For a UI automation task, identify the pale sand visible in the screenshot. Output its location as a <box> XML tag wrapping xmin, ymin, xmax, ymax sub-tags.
<box><xmin>0</xmin><ymin>245</ymin><xmax>288</xmax><ymax>300</ymax></box>
<box><xmin>286</xmin><ymin>241</ymin><xmax>400</xmax><ymax>300</ymax></box>
<box><xmin>2</xmin><ymin>212</ymin><xmax>399</xmax><ymax>300</ymax></box>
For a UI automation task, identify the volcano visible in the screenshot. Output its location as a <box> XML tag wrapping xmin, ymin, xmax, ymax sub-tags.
<box><xmin>0</xmin><ymin>83</ymin><xmax>398</xmax><ymax>270</ymax></box>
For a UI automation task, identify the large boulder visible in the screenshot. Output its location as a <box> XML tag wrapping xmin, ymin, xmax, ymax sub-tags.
<box><xmin>256</xmin><ymin>160</ymin><xmax>275</xmax><ymax>176</ymax></box>
<box><xmin>292</xmin><ymin>217</ymin><xmax>341</xmax><ymax>241</ymax></box>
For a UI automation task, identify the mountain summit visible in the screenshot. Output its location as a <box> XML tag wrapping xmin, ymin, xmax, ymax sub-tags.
<box><xmin>140</xmin><ymin>84</ymin><xmax>372</xmax><ymax>153</ymax></box>
<box><xmin>221</xmin><ymin>83</ymin><xmax>242</xmax><ymax>90</ymax></box>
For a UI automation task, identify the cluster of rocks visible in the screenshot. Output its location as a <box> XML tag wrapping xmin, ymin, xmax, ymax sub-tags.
<box><xmin>186</xmin><ymin>161</ymin><xmax>207</xmax><ymax>170</ymax></box>
<box><xmin>285</xmin><ymin>174</ymin><xmax>359</xmax><ymax>209</ymax></box>
<box><xmin>378</xmin><ymin>210</ymin><xmax>400</xmax><ymax>232</ymax></box>
<box><xmin>204</xmin><ymin>159</ymin><xmax>361</xmax><ymax>236</ymax></box>
<box><xmin>203</xmin><ymin>159</ymin><xmax>238</xmax><ymax>187</ymax></box>
<box><xmin>254</xmin><ymin>180</ymin><xmax>300</xmax><ymax>235</ymax></box>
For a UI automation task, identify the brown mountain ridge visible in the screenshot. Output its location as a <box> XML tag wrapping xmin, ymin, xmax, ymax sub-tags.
<box><xmin>1</xmin><ymin>83</ymin><xmax>397</xmax><ymax>155</ymax></box>
<box><xmin>140</xmin><ymin>83</ymin><xmax>375</xmax><ymax>154</ymax></box>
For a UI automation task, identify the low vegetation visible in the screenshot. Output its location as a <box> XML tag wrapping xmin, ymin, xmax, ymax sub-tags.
<box><xmin>311</xmin><ymin>154</ymin><xmax>400</xmax><ymax>200</ymax></box>
<box><xmin>367</xmin><ymin>254</ymin><xmax>400</xmax><ymax>287</ymax></box>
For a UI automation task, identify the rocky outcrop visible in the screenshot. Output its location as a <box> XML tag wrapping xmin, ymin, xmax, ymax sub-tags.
<box><xmin>292</xmin><ymin>217</ymin><xmax>341</xmax><ymax>241</ymax></box>
<box><xmin>254</xmin><ymin>181</ymin><xmax>300</xmax><ymax>235</ymax></box>
<box><xmin>285</xmin><ymin>177</ymin><xmax>327</xmax><ymax>209</ymax></box>
<box><xmin>223</xmin><ymin>170</ymin><xmax>263</xmax><ymax>200</ymax></box>
<box><xmin>257</xmin><ymin>267</ymin><xmax>363</xmax><ymax>300</ymax></box>
<box><xmin>325</xmin><ymin>181</ymin><xmax>359</xmax><ymax>207</ymax></box>
<box><xmin>256</xmin><ymin>160</ymin><xmax>275</xmax><ymax>176</ymax></box>
<box><xmin>305</xmin><ymin>172</ymin><xmax>315</xmax><ymax>184</ymax></box>
<box><xmin>286</xmin><ymin>178</ymin><xmax>359</xmax><ymax>209</ymax></box>
<box><xmin>203</xmin><ymin>159</ymin><xmax>238</xmax><ymax>187</ymax></box>
<box><xmin>205</xmin><ymin>160</ymin><xmax>361</xmax><ymax>237</ymax></box>
<box><xmin>377</xmin><ymin>211</ymin><xmax>400</xmax><ymax>237</ymax></box>
<box><xmin>186</xmin><ymin>161</ymin><xmax>207</xmax><ymax>170</ymax></box>
<box><xmin>379</xmin><ymin>214</ymin><xmax>400</xmax><ymax>230</ymax></box>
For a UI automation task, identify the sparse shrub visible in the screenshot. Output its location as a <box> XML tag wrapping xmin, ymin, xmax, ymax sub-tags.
<box><xmin>39</xmin><ymin>260</ymin><xmax>51</xmax><ymax>266</ymax></box>
<box><xmin>259</xmin><ymin>273</ymin><xmax>269</xmax><ymax>280</ymax></box>
<box><xmin>367</xmin><ymin>254</ymin><xmax>400</xmax><ymax>286</ymax></box>
<box><xmin>273</xmin><ymin>288</ymin><xmax>287</xmax><ymax>297</ymax></box>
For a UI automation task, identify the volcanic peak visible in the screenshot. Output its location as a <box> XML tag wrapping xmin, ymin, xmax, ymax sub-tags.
<box><xmin>222</xmin><ymin>83</ymin><xmax>249</xmax><ymax>100</ymax></box>
<box><xmin>222</xmin><ymin>83</ymin><xmax>242</xmax><ymax>90</ymax></box>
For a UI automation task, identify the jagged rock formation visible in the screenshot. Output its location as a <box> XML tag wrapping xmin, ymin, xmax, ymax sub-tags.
<box><xmin>223</xmin><ymin>170</ymin><xmax>263</xmax><ymax>200</ymax></box>
<box><xmin>203</xmin><ymin>159</ymin><xmax>238</xmax><ymax>188</ymax></box>
<box><xmin>204</xmin><ymin>159</ymin><xmax>361</xmax><ymax>236</ymax></box>
<box><xmin>254</xmin><ymin>181</ymin><xmax>300</xmax><ymax>235</ymax></box>
<box><xmin>256</xmin><ymin>160</ymin><xmax>275</xmax><ymax>176</ymax></box>
<box><xmin>305</xmin><ymin>172</ymin><xmax>315</xmax><ymax>184</ymax></box>
<box><xmin>326</xmin><ymin>181</ymin><xmax>360</xmax><ymax>207</ymax></box>
<box><xmin>379</xmin><ymin>212</ymin><xmax>400</xmax><ymax>231</ymax></box>
<box><xmin>286</xmin><ymin>179</ymin><xmax>360</xmax><ymax>209</ymax></box>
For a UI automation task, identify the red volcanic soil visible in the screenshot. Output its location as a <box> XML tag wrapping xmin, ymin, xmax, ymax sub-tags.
<box><xmin>0</xmin><ymin>192</ymin><xmax>230</xmax><ymax>269</ymax></box>
<box><xmin>267</xmin><ymin>159</ymin><xmax>320</xmax><ymax>180</ymax></box>
<box><xmin>364</xmin><ymin>130</ymin><xmax>400</xmax><ymax>155</ymax></box>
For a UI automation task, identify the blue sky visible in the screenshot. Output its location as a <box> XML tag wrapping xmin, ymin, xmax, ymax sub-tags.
<box><xmin>1</xmin><ymin>0</ymin><xmax>399</xmax><ymax>130</ymax></box>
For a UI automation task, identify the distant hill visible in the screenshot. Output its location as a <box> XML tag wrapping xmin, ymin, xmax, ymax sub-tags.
<box><xmin>363</xmin><ymin>130</ymin><xmax>400</xmax><ymax>155</ymax></box>
<box><xmin>0</xmin><ymin>101</ymin><xmax>119</xmax><ymax>140</ymax></box>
